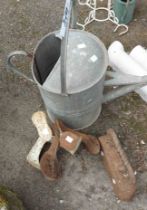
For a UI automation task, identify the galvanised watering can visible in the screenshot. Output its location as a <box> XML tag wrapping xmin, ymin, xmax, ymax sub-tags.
<box><xmin>6</xmin><ymin>0</ymin><xmax>147</xmax><ymax>129</ymax></box>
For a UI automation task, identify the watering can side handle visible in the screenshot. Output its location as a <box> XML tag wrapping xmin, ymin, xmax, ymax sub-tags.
<box><xmin>6</xmin><ymin>50</ymin><xmax>35</xmax><ymax>83</ymax></box>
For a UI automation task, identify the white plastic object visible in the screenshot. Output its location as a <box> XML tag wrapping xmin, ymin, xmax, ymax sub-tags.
<box><xmin>108</xmin><ymin>41</ymin><xmax>147</xmax><ymax>102</ymax></box>
<box><xmin>108</xmin><ymin>41</ymin><xmax>147</xmax><ymax>76</ymax></box>
<box><xmin>130</xmin><ymin>45</ymin><xmax>147</xmax><ymax>70</ymax></box>
<box><xmin>130</xmin><ymin>46</ymin><xmax>147</xmax><ymax>102</ymax></box>
<box><xmin>27</xmin><ymin>111</ymin><xmax>52</xmax><ymax>169</ymax></box>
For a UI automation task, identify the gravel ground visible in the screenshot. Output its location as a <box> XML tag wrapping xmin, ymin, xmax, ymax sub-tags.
<box><xmin>0</xmin><ymin>0</ymin><xmax>147</xmax><ymax>210</ymax></box>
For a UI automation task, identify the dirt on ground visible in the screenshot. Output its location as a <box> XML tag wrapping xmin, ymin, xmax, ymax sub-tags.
<box><xmin>0</xmin><ymin>0</ymin><xmax>147</xmax><ymax>210</ymax></box>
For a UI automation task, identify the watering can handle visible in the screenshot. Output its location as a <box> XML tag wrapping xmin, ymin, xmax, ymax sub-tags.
<box><xmin>59</xmin><ymin>0</ymin><xmax>77</xmax><ymax>95</ymax></box>
<box><xmin>7</xmin><ymin>51</ymin><xmax>35</xmax><ymax>83</ymax></box>
<box><xmin>103</xmin><ymin>70</ymin><xmax>147</xmax><ymax>103</ymax></box>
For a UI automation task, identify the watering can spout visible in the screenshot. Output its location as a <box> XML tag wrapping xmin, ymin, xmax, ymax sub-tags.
<box><xmin>103</xmin><ymin>83</ymin><xmax>146</xmax><ymax>103</ymax></box>
<box><xmin>102</xmin><ymin>70</ymin><xmax>147</xmax><ymax>103</ymax></box>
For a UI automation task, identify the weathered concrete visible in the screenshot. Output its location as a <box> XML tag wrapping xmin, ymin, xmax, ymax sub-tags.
<box><xmin>0</xmin><ymin>0</ymin><xmax>147</xmax><ymax>209</ymax></box>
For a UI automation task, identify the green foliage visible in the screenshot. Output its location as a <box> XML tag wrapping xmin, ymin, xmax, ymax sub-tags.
<box><xmin>0</xmin><ymin>186</ymin><xmax>25</xmax><ymax>210</ymax></box>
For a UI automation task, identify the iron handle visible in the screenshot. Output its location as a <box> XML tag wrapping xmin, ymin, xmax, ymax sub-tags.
<box><xmin>71</xmin><ymin>0</ymin><xmax>77</xmax><ymax>29</ymax></box>
<box><xmin>7</xmin><ymin>50</ymin><xmax>35</xmax><ymax>83</ymax></box>
<box><xmin>60</xmin><ymin>0</ymin><xmax>73</xmax><ymax>95</ymax></box>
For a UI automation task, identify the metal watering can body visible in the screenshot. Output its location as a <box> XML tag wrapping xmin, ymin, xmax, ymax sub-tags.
<box><xmin>7</xmin><ymin>29</ymin><xmax>147</xmax><ymax>129</ymax></box>
<box><xmin>6</xmin><ymin>0</ymin><xmax>147</xmax><ymax>129</ymax></box>
<box><xmin>38</xmin><ymin>29</ymin><xmax>108</xmax><ymax>129</ymax></box>
<box><xmin>7</xmin><ymin>29</ymin><xmax>107</xmax><ymax>129</ymax></box>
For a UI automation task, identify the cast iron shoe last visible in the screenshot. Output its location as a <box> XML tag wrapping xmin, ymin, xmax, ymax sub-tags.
<box><xmin>39</xmin><ymin>136</ymin><xmax>61</xmax><ymax>181</ymax></box>
<box><xmin>99</xmin><ymin>129</ymin><xmax>136</xmax><ymax>201</ymax></box>
<box><xmin>55</xmin><ymin>120</ymin><xmax>100</xmax><ymax>155</ymax></box>
<box><xmin>60</xmin><ymin>131</ymin><xmax>82</xmax><ymax>154</ymax></box>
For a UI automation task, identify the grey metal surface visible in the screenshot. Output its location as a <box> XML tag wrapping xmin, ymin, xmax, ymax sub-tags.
<box><xmin>6</xmin><ymin>0</ymin><xmax>147</xmax><ymax>130</ymax></box>
<box><xmin>7</xmin><ymin>27</ymin><xmax>108</xmax><ymax>129</ymax></box>
<box><xmin>40</xmin><ymin>75</ymin><xmax>105</xmax><ymax>129</ymax></box>
<box><xmin>103</xmin><ymin>70</ymin><xmax>147</xmax><ymax>102</ymax></box>
<box><xmin>71</xmin><ymin>0</ymin><xmax>78</xmax><ymax>28</ymax></box>
<box><xmin>33</xmin><ymin>29</ymin><xmax>108</xmax><ymax>129</ymax></box>
<box><xmin>60</xmin><ymin>0</ymin><xmax>73</xmax><ymax>95</ymax></box>
<box><xmin>43</xmin><ymin>30</ymin><xmax>108</xmax><ymax>94</ymax></box>
<box><xmin>7</xmin><ymin>30</ymin><xmax>147</xmax><ymax>129</ymax></box>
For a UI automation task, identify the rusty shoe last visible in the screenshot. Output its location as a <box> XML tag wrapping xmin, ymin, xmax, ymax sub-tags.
<box><xmin>60</xmin><ymin>131</ymin><xmax>82</xmax><ymax>154</ymax></box>
<box><xmin>55</xmin><ymin>120</ymin><xmax>100</xmax><ymax>155</ymax></box>
<box><xmin>39</xmin><ymin>136</ymin><xmax>61</xmax><ymax>181</ymax></box>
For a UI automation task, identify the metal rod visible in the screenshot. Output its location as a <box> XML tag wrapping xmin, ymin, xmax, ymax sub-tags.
<box><xmin>71</xmin><ymin>0</ymin><xmax>77</xmax><ymax>28</ymax></box>
<box><xmin>60</xmin><ymin>0</ymin><xmax>73</xmax><ymax>95</ymax></box>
